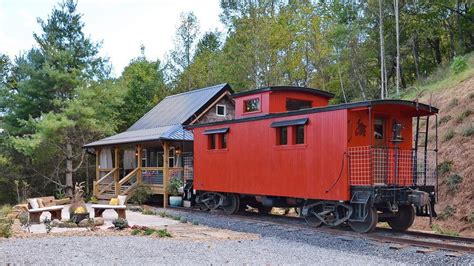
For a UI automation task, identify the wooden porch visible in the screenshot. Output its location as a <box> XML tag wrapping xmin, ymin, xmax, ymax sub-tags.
<box><xmin>93</xmin><ymin>141</ymin><xmax>193</xmax><ymax>208</ymax></box>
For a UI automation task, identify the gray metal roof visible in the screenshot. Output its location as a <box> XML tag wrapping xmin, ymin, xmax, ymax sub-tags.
<box><xmin>84</xmin><ymin>83</ymin><xmax>231</xmax><ymax>148</ymax></box>
<box><xmin>127</xmin><ymin>83</ymin><xmax>231</xmax><ymax>131</ymax></box>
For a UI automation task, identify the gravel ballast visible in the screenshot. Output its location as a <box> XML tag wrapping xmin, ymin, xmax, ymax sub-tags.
<box><xmin>1</xmin><ymin>207</ymin><xmax>473</xmax><ymax>265</ymax></box>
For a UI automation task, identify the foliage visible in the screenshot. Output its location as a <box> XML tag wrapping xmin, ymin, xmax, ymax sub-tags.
<box><xmin>447</xmin><ymin>98</ymin><xmax>459</xmax><ymax>108</ymax></box>
<box><xmin>463</xmin><ymin>124</ymin><xmax>474</xmax><ymax>137</ymax></box>
<box><xmin>438</xmin><ymin>115</ymin><xmax>452</xmax><ymax>126</ymax></box>
<box><xmin>431</xmin><ymin>223</ymin><xmax>459</xmax><ymax>237</ymax></box>
<box><xmin>167</xmin><ymin>176</ymin><xmax>184</xmax><ymax>196</ymax></box>
<box><xmin>443</xmin><ymin>129</ymin><xmax>456</xmax><ymax>142</ymax></box>
<box><xmin>43</xmin><ymin>217</ymin><xmax>53</xmax><ymax>234</ymax></box>
<box><xmin>129</xmin><ymin>225</ymin><xmax>172</xmax><ymax>237</ymax></box>
<box><xmin>437</xmin><ymin>161</ymin><xmax>453</xmax><ymax>176</ymax></box>
<box><xmin>456</xmin><ymin>109</ymin><xmax>472</xmax><ymax>123</ymax></box>
<box><xmin>88</xmin><ymin>196</ymin><xmax>98</xmax><ymax>204</ymax></box>
<box><xmin>128</xmin><ymin>184</ymin><xmax>152</xmax><ymax>205</ymax></box>
<box><xmin>142</xmin><ymin>209</ymin><xmax>156</xmax><ymax>215</ymax></box>
<box><xmin>446</xmin><ymin>174</ymin><xmax>463</xmax><ymax>193</ymax></box>
<box><xmin>438</xmin><ymin>205</ymin><xmax>456</xmax><ymax>220</ymax></box>
<box><xmin>451</xmin><ymin>56</ymin><xmax>469</xmax><ymax>74</ymax></box>
<box><xmin>112</xmin><ymin>218</ymin><xmax>129</xmax><ymax>230</ymax></box>
<box><xmin>0</xmin><ymin>205</ymin><xmax>13</xmax><ymax>238</ymax></box>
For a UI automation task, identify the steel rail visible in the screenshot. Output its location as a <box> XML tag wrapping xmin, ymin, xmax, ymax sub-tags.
<box><xmin>161</xmin><ymin>206</ymin><xmax>474</xmax><ymax>253</ymax></box>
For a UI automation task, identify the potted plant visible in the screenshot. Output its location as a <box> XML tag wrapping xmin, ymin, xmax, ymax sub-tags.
<box><xmin>167</xmin><ymin>176</ymin><xmax>184</xmax><ymax>207</ymax></box>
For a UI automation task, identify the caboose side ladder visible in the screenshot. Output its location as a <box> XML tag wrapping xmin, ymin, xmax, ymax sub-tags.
<box><xmin>414</xmin><ymin>115</ymin><xmax>430</xmax><ymax>186</ymax></box>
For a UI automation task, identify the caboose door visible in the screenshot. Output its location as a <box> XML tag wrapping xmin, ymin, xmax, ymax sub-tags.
<box><xmin>373</xmin><ymin>117</ymin><xmax>388</xmax><ymax>184</ymax></box>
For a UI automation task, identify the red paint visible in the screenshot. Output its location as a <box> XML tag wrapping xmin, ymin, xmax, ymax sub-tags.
<box><xmin>234</xmin><ymin>89</ymin><xmax>330</xmax><ymax>119</ymax></box>
<box><xmin>193</xmin><ymin>99</ymin><xmax>435</xmax><ymax>202</ymax></box>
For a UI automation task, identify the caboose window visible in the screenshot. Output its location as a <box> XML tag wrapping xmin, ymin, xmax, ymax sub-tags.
<box><xmin>221</xmin><ymin>133</ymin><xmax>227</xmax><ymax>149</ymax></box>
<box><xmin>209</xmin><ymin>135</ymin><xmax>216</xmax><ymax>149</ymax></box>
<box><xmin>244</xmin><ymin>98</ymin><xmax>260</xmax><ymax>112</ymax></box>
<box><xmin>294</xmin><ymin>125</ymin><xmax>305</xmax><ymax>144</ymax></box>
<box><xmin>277</xmin><ymin>127</ymin><xmax>288</xmax><ymax>145</ymax></box>
<box><xmin>286</xmin><ymin>99</ymin><xmax>312</xmax><ymax>111</ymax></box>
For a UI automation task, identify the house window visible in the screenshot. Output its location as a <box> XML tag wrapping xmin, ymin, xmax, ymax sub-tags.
<box><xmin>244</xmin><ymin>98</ymin><xmax>260</xmax><ymax>112</ymax></box>
<box><xmin>216</xmin><ymin>105</ymin><xmax>226</xmax><ymax>117</ymax></box>
<box><xmin>277</xmin><ymin>127</ymin><xmax>288</xmax><ymax>145</ymax></box>
<box><xmin>294</xmin><ymin>125</ymin><xmax>305</xmax><ymax>144</ymax></box>
<box><xmin>286</xmin><ymin>99</ymin><xmax>312</xmax><ymax>111</ymax></box>
<box><xmin>220</xmin><ymin>133</ymin><xmax>227</xmax><ymax>149</ymax></box>
<box><xmin>209</xmin><ymin>134</ymin><xmax>216</xmax><ymax>149</ymax></box>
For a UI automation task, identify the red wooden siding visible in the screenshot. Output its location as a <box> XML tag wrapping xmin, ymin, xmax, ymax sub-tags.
<box><xmin>193</xmin><ymin>109</ymin><xmax>350</xmax><ymax>201</ymax></box>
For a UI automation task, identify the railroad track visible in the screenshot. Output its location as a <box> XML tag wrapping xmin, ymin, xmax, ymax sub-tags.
<box><xmin>161</xmin><ymin>206</ymin><xmax>474</xmax><ymax>254</ymax></box>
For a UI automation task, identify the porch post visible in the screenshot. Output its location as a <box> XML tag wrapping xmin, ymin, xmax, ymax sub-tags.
<box><xmin>163</xmin><ymin>141</ymin><xmax>169</xmax><ymax>208</ymax></box>
<box><xmin>114</xmin><ymin>147</ymin><xmax>120</xmax><ymax>196</ymax></box>
<box><xmin>137</xmin><ymin>144</ymin><xmax>142</xmax><ymax>184</ymax></box>
<box><xmin>93</xmin><ymin>148</ymin><xmax>100</xmax><ymax>197</ymax></box>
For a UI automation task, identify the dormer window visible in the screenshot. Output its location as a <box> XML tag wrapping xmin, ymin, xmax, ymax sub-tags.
<box><xmin>216</xmin><ymin>104</ymin><xmax>226</xmax><ymax>117</ymax></box>
<box><xmin>244</xmin><ymin>98</ymin><xmax>260</xmax><ymax>113</ymax></box>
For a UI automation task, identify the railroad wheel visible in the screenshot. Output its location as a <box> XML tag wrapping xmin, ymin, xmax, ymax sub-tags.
<box><xmin>304</xmin><ymin>208</ymin><xmax>323</xmax><ymax>227</ymax></box>
<box><xmin>257</xmin><ymin>205</ymin><xmax>272</xmax><ymax>214</ymax></box>
<box><xmin>222</xmin><ymin>194</ymin><xmax>240</xmax><ymax>215</ymax></box>
<box><xmin>387</xmin><ymin>205</ymin><xmax>415</xmax><ymax>232</ymax></box>
<box><xmin>349</xmin><ymin>206</ymin><xmax>378</xmax><ymax>233</ymax></box>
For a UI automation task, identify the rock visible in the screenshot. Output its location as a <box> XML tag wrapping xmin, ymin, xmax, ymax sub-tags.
<box><xmin>51</xmin><ymin>219</ymin><xmax>61</xmax><ymax>227</ymax></box>
<box><xmin>78</xmin><ymin>219</ymin><xmax>90</xmax><ymax>227</ymax></box>
<box><xmin>93</xmin><ymin>217</ymin><xmax>104</xmax><ymax>226</ymax></box>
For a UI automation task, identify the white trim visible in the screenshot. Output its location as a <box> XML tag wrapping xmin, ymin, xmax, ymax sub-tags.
<box><xmin>216</xmin><ymin>104</ymin><xmax>226</xmax><ymax>117</ymax></box>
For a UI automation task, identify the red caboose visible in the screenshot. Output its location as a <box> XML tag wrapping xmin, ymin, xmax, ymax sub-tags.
<box><xmin>187</xmin><ymin>86</ymin><xmax>438</xmax><ymax>233</ymax></box>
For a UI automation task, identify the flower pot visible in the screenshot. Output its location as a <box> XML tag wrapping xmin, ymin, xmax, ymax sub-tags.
<box><xmin>169</xmin><ymin>196</ymin><xmax>182</xmax><ymax>207</ymax></box>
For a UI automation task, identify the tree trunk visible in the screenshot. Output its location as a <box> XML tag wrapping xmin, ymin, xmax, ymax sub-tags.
<box><xmin>394</xmin><ymin>0</ymin><xmax>400</xmax><ymax>96</ymax></box>
<box><xmin>379</xmin><ymin>0</ymin><xmax>386</xmax><ymax>99</ymax></box>
<box><xmin>412</xmin><ymin>35</ymin><xmax>421</xmax><ymax>80</ymax></box>
<box><xmin>66</xmin><ymin>142</ymin><xmax>73</xmax><ymax>197</ymax></box>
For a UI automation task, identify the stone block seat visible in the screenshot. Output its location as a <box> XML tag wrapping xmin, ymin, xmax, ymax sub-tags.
<box><xmin>27</xmin><ymin>196</ymin><xmax>66</xmax><ymax>224</ymax></box>
<box><xmin>91</xmin><ymin>195</ymin><xmax>127</xmax><ymax>219</ymax></box>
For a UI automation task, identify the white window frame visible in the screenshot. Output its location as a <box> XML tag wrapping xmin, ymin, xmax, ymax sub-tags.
<box><xmin>216</xmin><ymin>104</ymin><xmax>226</xmax><ymax>117</ymax></box>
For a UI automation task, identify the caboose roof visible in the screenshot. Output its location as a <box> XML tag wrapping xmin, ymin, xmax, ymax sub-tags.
<box><xmin>84</xmin><ymin>83</ymin><xmax>233</xmax><ymax>148</ymax></box>
<box><xmin>232</xmin><ymin>86</ymin><xmax>334</xmax><ymax>99</ymax></box>
<box><xmin>186</xmin><ymin>99</ymin><xmax>438</xmax><ymax>129</ymax></box>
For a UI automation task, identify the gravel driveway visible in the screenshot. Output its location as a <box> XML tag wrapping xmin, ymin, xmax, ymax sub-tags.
<box><xmin>1</xmin><ymin>208</ymin><xmax>473</xmax><ymax>265</ymax></box>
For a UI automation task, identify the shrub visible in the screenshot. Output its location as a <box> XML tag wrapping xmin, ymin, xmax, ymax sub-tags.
<box><xmin>112</xmin><ymin>218</ymin><xmax>129</xmax><ymax>230</ymax></box>
<box><xmin>443</xmin><ymin>129</ymin><xmax>455</xmax><ymax>142</ymax></box>
<box><xmin>128</xmin><ymin>184</ymin><xmax>152</xmax><ymax>205</ymax></box>
<box><xmin>179</xmin><ymin>217</ymin><xmax>187</xmax><ymax>223</ymax></box>
<box><xmin>157</xmin><ymin>228</ymin><xmax>172</xmax><ymax>238</ymax></box>
<box><xmin>438</xmin><ymin>205</ymin><xmax>456</xmax><ymax>220</ymax></box>
<box><xmin>463</xmin><ymin>124</ymin><xmax>474</xmax><ymax>137</ymax></box>
<box><xmin>167</xmin><ymin>176</ymin><xmax>184</xmax><ymax>196</ymax></box>
<box><xmin>142</xmin><ymin>209</ymin><xmax>155</xmax><ymax>215</ymax></box>
<box><xmin>131</xmin><ymin>229</ymin><xmax>141</xmax><ymax>235</ymax></box>
<box><xmin>450</xmin><ymin>56</ymin><xmax>468</xmax><ymax>74</ymax></box>
<box><xmin>446</xmin><ymin>174</ymin><xmax>463</xmax><ymax>193</ymax></box>
<box><xmin>437</xmin><ymin>160</ymin><xmax>453</xmax><ymax>175</ymax></box>
<box><xmin>438</xmin><ymin>115</ymin><xmax>452</xmax><ymax>126</ymax></box>
<box><xmin>447</xmin><ymin>98</ymin><xmax>459</xmax><ymax>108</ymax></box>
<box><xmin>468</xmin><ymin>212</ymin><xmax>474</xmax><ymax>224</ymax></box>
<box><xmin>0</xmin><ymin>205</ymin><xmax>13</xmax><ymax>238</ymax></box>
<box><xmin>456</xmin><ymin>110</ymin><xmax>472</xmax><ymax>123</ymax></box>
<box><xmin>88</xmin><ymin>196</ymin><xmax>99</xmax><ymax>204</ymax></box>
<box><xmin>192</xmin><ymin>221</ymin><xmax>199</xmax><ymax>225</ymax></box>
<box><xmin>431</xmin><ymin>224</ymin><xmax>459</xmax><ymax>237</ymax></box>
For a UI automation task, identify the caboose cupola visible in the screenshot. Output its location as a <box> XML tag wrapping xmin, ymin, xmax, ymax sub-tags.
<box><xmin>232</xmin><ymin>86</ymin><xmax>334</xmax><ymax>119</ymax></box>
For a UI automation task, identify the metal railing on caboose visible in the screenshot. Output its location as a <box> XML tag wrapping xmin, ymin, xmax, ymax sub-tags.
<box><xmin>348</xmin><ymin>146</ymin><xmax>437</xmax><ymax>187</ymax></box>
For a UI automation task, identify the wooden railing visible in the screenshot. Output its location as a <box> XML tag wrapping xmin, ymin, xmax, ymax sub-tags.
<box><xmin>93</xmin><ymin>168</ymin><xmax>117</xmax><ymax>197</ymax></box>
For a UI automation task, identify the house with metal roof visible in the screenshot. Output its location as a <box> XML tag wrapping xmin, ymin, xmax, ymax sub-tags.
<box><xmin>84</xmin><ymin>83</ymin><xmax>234</xmax><ymax>206</ymax></box>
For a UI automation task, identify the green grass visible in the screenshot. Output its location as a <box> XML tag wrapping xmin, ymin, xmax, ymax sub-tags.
<box><xmin>0</xmin><ymin>205</ymin><xmax>13</xmax><ymax>238</ymax></box>
<box><xmin>437</xmin><ymin>160</ymin><xmax>453</xmax><ymax>175</ymax></box>
<box><xmin>456</xmin><ymin>110</ymin><xmax>472</xmax><ymax>123</ymax></box>
<box><xmin>446</xmin><ymin>174</ymin><xmax>463</xmax><ymax>193</ymax></box>
<box><xmin>443</xmin><ymin>129</ymin><xmax>456</xmax><ymax>142</ymax></box>
<box><xmin>157</xmin><ymin>228</ymin><xmax>172</xmax><ymax>238</ymax></box>
<box><xmin>463</xmin><ymin>124</ymin><xmax>474</xmax><ymax>137</ymax></box>
<box><xmin>402</xmin><ymin>52</ymin><xmax>474</xmax><ymax>100</ymax></box>
<box><xmin>431</xmin><ymin>224</ymin><xmax>460</xmax><ymax>237</ymax></box>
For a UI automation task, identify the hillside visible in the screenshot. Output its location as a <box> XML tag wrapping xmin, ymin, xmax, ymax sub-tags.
<box><xmin>406</xmin><ymin>56</ymin><xmax>474</xmax><ymax>236</ymax></box>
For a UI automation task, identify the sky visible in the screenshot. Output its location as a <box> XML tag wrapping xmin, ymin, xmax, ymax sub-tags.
<box><xmin>0</xmin><ymin>0</ymin><xmax>225</xmax><ymax>76</ymax></box>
